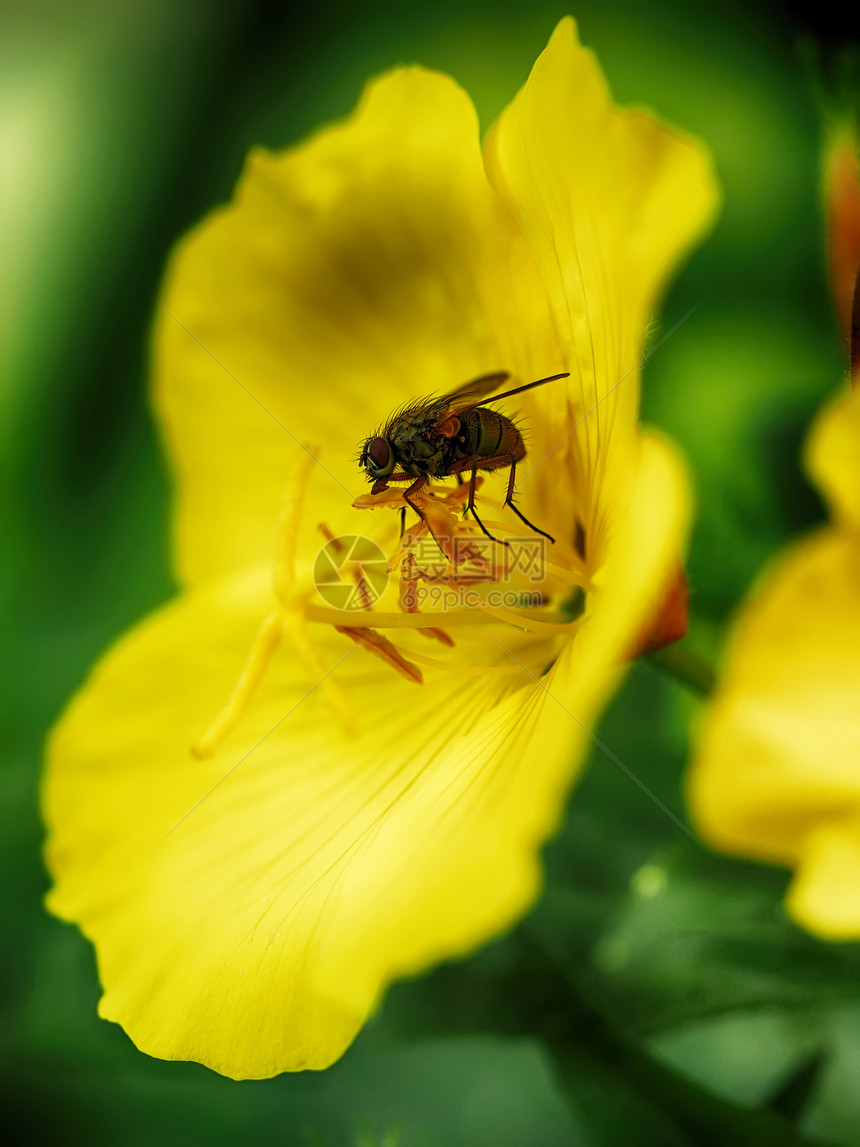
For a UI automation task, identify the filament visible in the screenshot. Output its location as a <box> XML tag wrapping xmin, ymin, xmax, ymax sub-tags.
<box><xmin>385</xmin><ymin>644</ymin><xmax>528</xmax><ymax>676</ymax></box>
<box><xmin>274</xmin><ymin>449</ymin><xmax>317</xmax><ymax>607</ymax></box>
<box><xmin>192</xmin><ymin>610</ymin><xmax>283</xmax><ymax>758</ymax></box>
<box><xmin>471</xmin><ymin>601</ymin><xmax>580</xmax><ymax>634</ymax></box>
<box><xmin>304</xmin><ymin>604</ymin><xmax>571</xmax><ymax>630</ymax></box>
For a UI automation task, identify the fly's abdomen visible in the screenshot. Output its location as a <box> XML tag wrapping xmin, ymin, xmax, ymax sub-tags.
<box><xmin>442</xmin><ymin>409</ymin><xmax>524</xmax><ymax>474</ymax></box>
<box><xmin>463</xmin><ymin>409</ymin><xmax>521</xmax><ymax>460</ymax></box>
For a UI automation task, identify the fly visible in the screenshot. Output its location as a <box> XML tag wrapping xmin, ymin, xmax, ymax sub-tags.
<box><xmin>358</xmin><ymin>371</ymin><xmax>568</xmax><ymax>545</ymax></box>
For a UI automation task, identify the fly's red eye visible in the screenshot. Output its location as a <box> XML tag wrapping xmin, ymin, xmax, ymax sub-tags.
<box><xmin>368</xmin><ymin>437</ymin><xmax>391</xmax><ymax>470</ymax></box>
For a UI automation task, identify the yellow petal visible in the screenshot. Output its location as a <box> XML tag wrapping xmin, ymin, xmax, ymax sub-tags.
<box><xmin>43</xmin><ymin>569</ymin><xmax>568</xmax><ymax>1077</ymax></box>
<box><xmin>689</xmin><ymin>531</ymin><xmax>860</xmax><ymax>870</ymax></box>
<box><xmin>43</xmin><ymin>429</ymin><xmax>689</xmax><ymax>1079</ymax></box>
<box><xmin>787</xmin><ymin>818</ymin><xmax>860</xmax><ymax>940</ymax></box>
<box><xmin>154</xmin><ymin>69</ymin><xmax>558</xmax><ymax>587</ymax></box>
<box><xmin>329</xmin><ymin>434</ymin><xmax>690</xmax><ymax>1014</ymax></box>
<box><xmin>483</xmin><ymin>17</ymin><xmax>718</xmax><ymax>557</ymax></box>
<box><xmin>805</xmin><ymin>383</ymin><xmax>860</xmax><ymax>533</ymax></box>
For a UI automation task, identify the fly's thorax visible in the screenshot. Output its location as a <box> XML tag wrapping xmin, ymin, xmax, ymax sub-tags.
<box><xmin>388</xmin><ymin>409</ymin><xmax>452</xmax><ymax>475</ymax></box>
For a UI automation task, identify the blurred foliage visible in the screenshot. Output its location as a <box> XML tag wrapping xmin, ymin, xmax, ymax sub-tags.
<box><xmin>2</xmin><ymin>0</ymin><xmax>859</xmax><ymax>1143</ymax></box>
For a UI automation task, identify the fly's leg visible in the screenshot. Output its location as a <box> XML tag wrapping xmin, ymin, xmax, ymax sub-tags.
<box><xmin>504</xmin><ymin>457</ymin><xmax>555</xmax><ymax>543</ymax></box>
<box><xmin>467</xmin><ymin>465</ymin><xmax>509</xmax><ymax>547</ymax></box>
<box><xmin>402</xmin><ymin>475</ymin><xmax>451</xmax><ymax>560</ymax></box>
<box><xmin>400</xmin><ymin>506</ymin><xmax>406</xmax><ymax>539</ymax></box>
<box><xmin>402</xmin><ymin>476</ymin><xmax>427</xmax><ymax>523</ymax></box>
<box><xmin>456</xmin><ymin>470</ymin><xmax>468</xmax><ymax>519</ymax></box>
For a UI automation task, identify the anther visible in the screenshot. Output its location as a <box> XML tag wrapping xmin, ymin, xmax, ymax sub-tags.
<box><xmin>335</xmin><ymin>626</ymin><xmax>424</xmax><ymax>684</ymax></box>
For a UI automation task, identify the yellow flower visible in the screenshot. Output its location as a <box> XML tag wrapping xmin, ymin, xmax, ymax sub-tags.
<box><xmin>689</xmin><ymin>110</ymin><xmax>860</xmax><ymax>940</ymax></box>
<box><xmin>43</xmin><ymin>19</ymin><xmax>717</xmax><ymax>1079</ymax></box>
<box><xmin>688</xmin><ymin>382</ymin><xmax>860</xmax><ymax>937</ymax></box>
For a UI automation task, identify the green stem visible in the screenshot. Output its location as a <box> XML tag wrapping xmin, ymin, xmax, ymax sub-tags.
<box><xmin>649</xmin><ymin>641</ymin><xmax>717</xmax><ymax>697</ymax></box>
<box><xmin>518</xmin><ymin>934</ymin><xmax>819</xmax><ymax>1147</ymax></box>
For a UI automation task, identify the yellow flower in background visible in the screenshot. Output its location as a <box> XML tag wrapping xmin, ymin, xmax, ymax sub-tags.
<box><xmin>689</xmin><ymin>384</ymin><xmax>860</xmax><ymax>938</ymax></box>
<box><xmin>689</xmin><ymin>114</ymin><xmax>860</xmax><ymax>940</ymax></box>
<box><xmin>43</xmin><ymin>19</ymin><xmax>717</xmax><ymax>1079</ymax></box>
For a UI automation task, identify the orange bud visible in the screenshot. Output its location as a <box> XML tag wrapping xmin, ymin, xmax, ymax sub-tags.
<box><xmin>823</xmin><ymin>124</ymin><xmax>860</xmax><ymax>374</ymax></box>
<box><xmin>630</xmin><ymin>565</ymin><xmax>689</xmax><ymax>659</ymax></box>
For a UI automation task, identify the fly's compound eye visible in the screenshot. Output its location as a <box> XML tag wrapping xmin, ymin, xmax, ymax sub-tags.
<box><xmin>366</xmin><ymin>436</ymin><xmax>393</xmax><ymax>476</ymax></box>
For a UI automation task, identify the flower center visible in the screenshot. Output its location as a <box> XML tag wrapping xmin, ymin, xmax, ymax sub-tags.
<box><xmin>191</xmin><ymin>454</ymin><xmax>589</xmax><ymax>757</ymax></box>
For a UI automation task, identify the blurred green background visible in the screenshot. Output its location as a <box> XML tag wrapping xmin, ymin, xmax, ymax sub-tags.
<box><xmin>2</xmin><ymin>0</ymin><xmax>857</xmax><ymax>1143</ymax></box>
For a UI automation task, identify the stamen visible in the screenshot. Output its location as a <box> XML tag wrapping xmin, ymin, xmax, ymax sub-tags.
<box><xmin>192</xmin><ymin>610</ymin><xmax>283</xmax><ymax>758</ymax></box>
<box><xmin>385</xmin><ymin>643</ymin><xmax>526</xmax><ymax>676</ymax></box>
<box><xmin>286</xmin><ymin>613</ymin><xmax>356</xmax><ymax>734</ymax></box>
<box><xmin>319</xmin><ymin>519</ymin><xmax>378</xmax><ymax>611</ymax></box>
<box><xmin>473</xmin><ymin>601</ymin><xmax>581</xmax><ymax>635</ymax></box>
<box><xmin>192</xmin><ymin>451</ymin><xmax>356</xmax><ymax>757</ymax></box>
<box><xmin>317</xmin><ymin>522</ymin><xmax>341</xmax><ymax>548</ymax></box>
<box><xmin>399</xmin><ymin>552</ymin><xmax>456</xmax><ymax>646</ymax></box>
<box><xmin>475</xmin><ymin>520</ymin><xmax>587</xmax><ymax>583</ymax></box>
<box><xmin>574</xmin><ymin>518</ymin><xmax>587</xmax><ymax>560</ymax></box>
<box><xmin>414</xmin><ymin>567</ymin><xmax>497</xmax><ymax>589</ymax></box>
<box><xmin>335</xmin><ymin>626</ymin><xmax>424</xmax><ymax>684</ymax></box>
<box><xmin>399</xmin><ymin>552</ymin><xmax>420</xmax><ymax>612</ymax></box>
<box><xmin>353</xmin><ymin>572</ymin><xmax>374</xmax><ymax>611</ymax></box>
<box><xmin>195</xmin><ymin>447</ymin><xmax>588</xmax><ymax>733</ymax></box>
<box><xmin>422</xmin><ymin>628</ymin><xmax>456</xmax><ymax>647</ymax></box>
<box><xmin>305</xmin><ymin>603</ymin><xmax>572</xmax><ymax>630</ymax></box>
<box><xmin>389</xmin><ymin>533</ymin><xmax>496</xmax><ymax>582</ymax></box>
<box><xmin>275</xmin><ymin>462</ymin><xmax>359</xmax><ymax>729</ymax></box>
<box><xmin>274</xmin><ymin>450</ymin><xmax>318</xmax><ymax>608</ymax></box>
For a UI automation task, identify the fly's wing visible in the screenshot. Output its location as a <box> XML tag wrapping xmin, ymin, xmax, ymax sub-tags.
<box><xmin>431</xmin><ymin>370</ymin><xmax>568</xmax><ymax>432</ymax></box>
<box><xmin>379</xmin><ymin>375</ymin><xmax>506</xmax><ymax>431</ymax></box>
<box><xmin>442</xmin><ymin>371</ymin><xmax>570</xmax><ymax>420</ymax></box>
<box><xmin>427</xmin><ymin>371</ymin><xmax>510</xmax><ymax>434</ymax></box>
<box><xmin>442</xmin><ymin>371</ymin><xmax>510</xmax><ymax>413</ymax></box>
